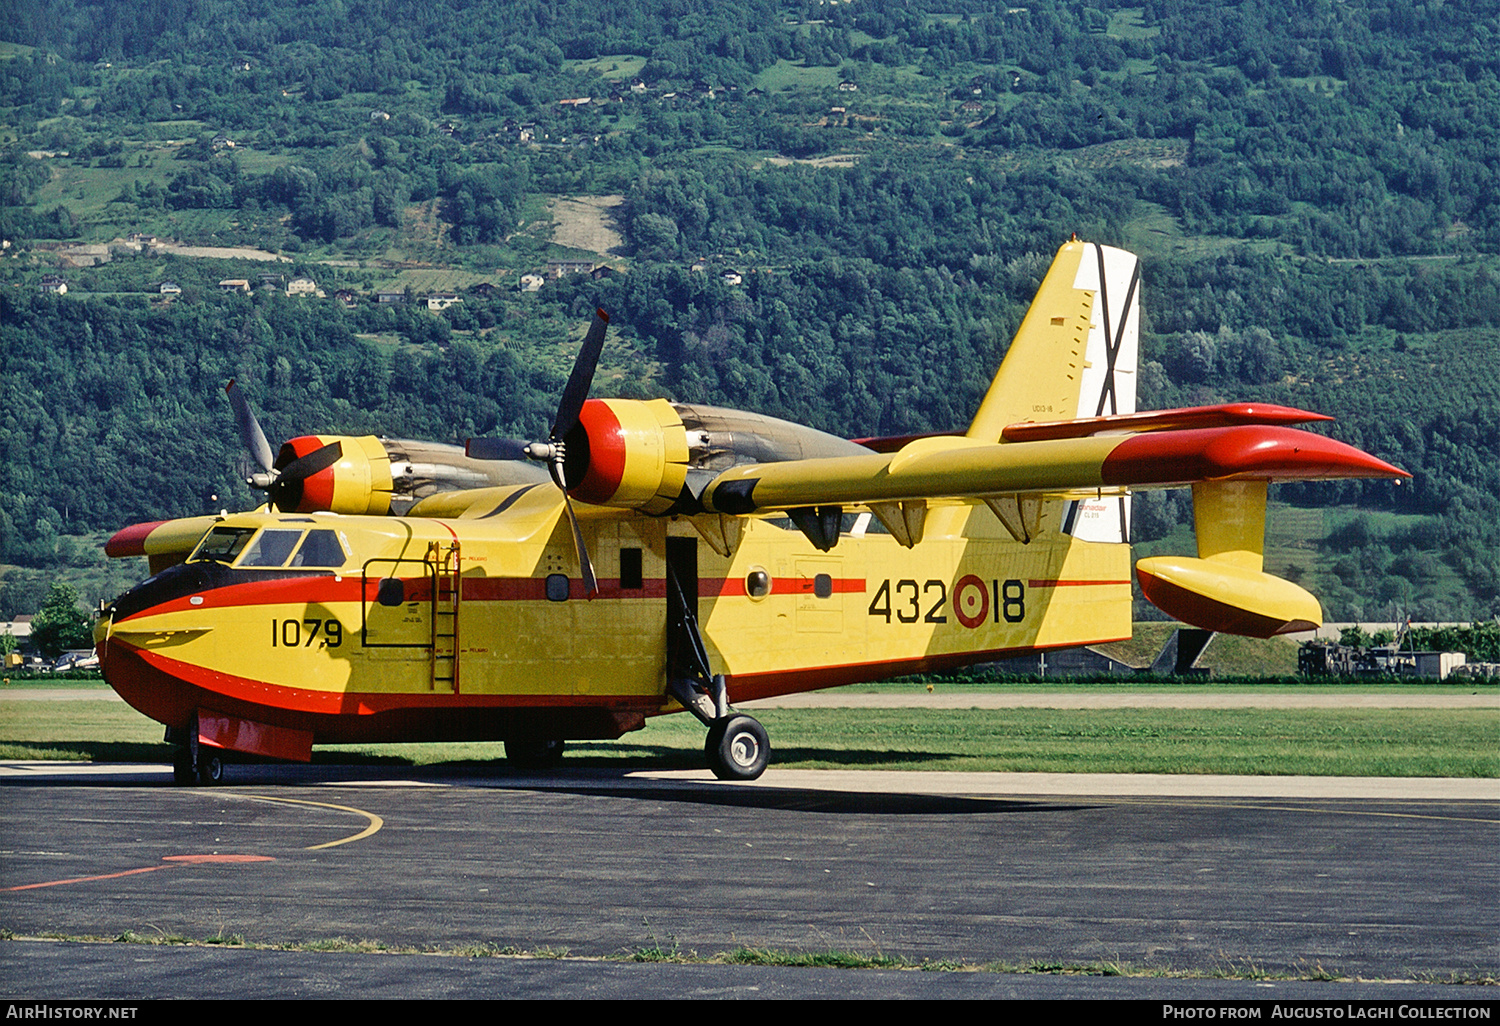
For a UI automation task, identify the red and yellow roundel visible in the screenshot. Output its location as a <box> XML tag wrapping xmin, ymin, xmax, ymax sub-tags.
<box><xmin>952</xmin><ymin>574</ymin><xmax>989</xmax><ymax>629</ymax></box>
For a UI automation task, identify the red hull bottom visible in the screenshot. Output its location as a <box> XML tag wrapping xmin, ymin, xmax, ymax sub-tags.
<box><xmin>100</xmin><ymin>639</ymin><xmax>651</xmax><ymax>750</ymax></box>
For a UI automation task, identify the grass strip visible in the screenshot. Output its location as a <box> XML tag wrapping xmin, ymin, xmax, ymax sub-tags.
<box><xmin>2</xmin><ymin>700</ymin><xmax>1494</xmax><ymax>776</ymax></box>
<box><xmin>2</xmin><ymin>931</ymin><xmax>1492</xmax><ymax>985</ymax></box>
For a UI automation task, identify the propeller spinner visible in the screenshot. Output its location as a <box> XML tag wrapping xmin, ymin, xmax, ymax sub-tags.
<box><xmin>226</xmin><ymin>380</ymin><xmax>344</xmax><ymax>512</ymax></box>
<box><xmin>467</xmin><ymin>308</ymin><xmax>610</xmax><ymax>595</ymax></box>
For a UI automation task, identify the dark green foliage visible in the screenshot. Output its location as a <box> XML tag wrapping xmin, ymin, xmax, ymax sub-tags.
<box><xmin>29</xmin><ymin>583</ymin><xmax>92</xmax><ymax>656</ymax></box>
<box><xmin>2</xmin><ymin>0</ymin><xmax>1497</xmax><ymax>621</ymax></box>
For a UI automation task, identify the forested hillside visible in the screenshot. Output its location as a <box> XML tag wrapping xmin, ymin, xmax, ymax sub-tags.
<box><xmin>2</xmin><ymin>0</ymin><xmax>1497</xmax><ymax>623</ymax></box>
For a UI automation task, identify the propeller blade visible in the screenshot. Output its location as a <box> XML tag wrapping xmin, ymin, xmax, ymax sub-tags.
<box><xmin>549</xmin><ymin>458</ymin><xmax>597</xmax><ymax>596</ymax></box>
<box><xmin>278</xmin><ymin>440</ymin><xmax>344</xmax><ymax>482</ymax></box>
<box><xmin>560</xmin><ymin>485</ymin><xmax>598</xmax><ymax>597</ymax></box>
<box><xmin>466</xmin><ymin>436</ymin><xmax>533</xmax><ymax>461</ymax></box>
<box><xmin>552</xmin><ymin>308</ymin><xmax>609</xmax><ymax>441</ymax></box>
<box><xmin>226</xmin><ymin>379</ymin><xmax>274</xmax><ymax>473</ymax></box>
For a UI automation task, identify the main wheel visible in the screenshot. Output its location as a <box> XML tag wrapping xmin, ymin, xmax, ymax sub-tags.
<box><xmin>195</xmin><ymin>749</ymin><xmax>224</xmax><ymax>785</ymax></box>
<box><xmin>505</xmin><ymin>738</ymin><xmax>566</xmax><ymax>770</ymax></box>
<box><xmin>706</xmin><ymin>714</ymin><xmax>769</xmax><ymax>781</ymax></box>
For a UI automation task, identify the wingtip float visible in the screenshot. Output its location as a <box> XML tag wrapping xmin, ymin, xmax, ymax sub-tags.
<box><xmin>98</xmin><ymin>240</ymin><xmax>1405</xmax><ymax>783</ymax></box>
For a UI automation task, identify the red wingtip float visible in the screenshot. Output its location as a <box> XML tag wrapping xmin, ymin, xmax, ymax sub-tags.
<box><xmin>98</xmin><ymin>241</ymin><xmax>1406</xmax><ymax>782</ymax></box>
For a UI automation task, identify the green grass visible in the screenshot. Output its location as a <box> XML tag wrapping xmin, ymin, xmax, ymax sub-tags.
<box><xmin>754</xmin><ymin>61</ymin><xmax>843</xmax><ymax>93</ymax></box>
<box><xmin>564</xmin><ymin>55</ymin><xmax>648</xmax><ymax>81</ymax></box>
<box><xmin>7</xmin><ymin>931</ymin><xmax>1489</xmax><ymax>983</ymax></box>
<box><xmin>3</xmin><ymin>696</ymin><xmax>1493</xmax><ymax>776</ymax></box>
<box><xmin>1107</xmin><ymin>8</ymin><xmax>1161</xmax><ymax>40</ymax></box>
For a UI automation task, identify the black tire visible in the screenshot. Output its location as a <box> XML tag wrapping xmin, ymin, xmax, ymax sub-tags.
<box><xmin>196</xmin><ymin>750</ymin><xmax>224</xmax><ymax>785</ymax></box>
<box><xmin>505</xmin><ymin>738</ymin><xmax>566</xmax><ymax>769</ymax></box>
<box><xmin>172</xmin><ymin>746</ymin><xmax>195</xmax><ymax>785</ymax></box>
<box><xmin>706</xmin><ymin>714</ymin><xmax>769</xmax><ymax>781</ymax></box>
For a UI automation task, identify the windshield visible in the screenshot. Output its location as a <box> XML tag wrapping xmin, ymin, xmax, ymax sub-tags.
<box><xmin>238</xmin><ymin>529</ymin><xmax>305</xmax><ymax>567</ymax></box>
<box><xmin>187</xmin><ymin>525</ymin><xmax>349</xmax><ymax>569</ymax></box>
<box><xmin>189</xmin><ymin>527</ymin><xmax>255</xmax><ymax>564</ymax></box>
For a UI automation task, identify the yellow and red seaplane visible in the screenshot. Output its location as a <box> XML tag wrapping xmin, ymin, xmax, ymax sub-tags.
<box><xmin>98</xmin><ymin>240</ymin><xmax>1406</xmax><ymax>783</ymax></box>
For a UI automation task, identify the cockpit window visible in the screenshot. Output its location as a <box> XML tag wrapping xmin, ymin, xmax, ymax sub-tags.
<box><xmin>290</xmin><ymin>529</ymin><xmax>347</xmax><ymax>567</ymax></box>
<box><xmin>190</xmin><ymin>527</ymin><xmax>255</xmax><ymax>564</ymax></box>
<box><xmin>238</xmin><ymin>529</ymin><xmax>305</xmax><ymax>568</ymax></box>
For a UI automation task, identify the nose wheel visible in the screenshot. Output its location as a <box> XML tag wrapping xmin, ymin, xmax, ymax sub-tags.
<box><xmin>705</xmin><ymin>714</ymin><xmax>770</xmax><ymax>781</ymax></box>
<box><xmin>505</xmin><ymin>738</ymin><xmax>567</xmax><ymax>769</ymax></box>
<box><xmin>169</xmin><ymin>716</ymin><xmax>225</xmax><ymax>785</ymax></box>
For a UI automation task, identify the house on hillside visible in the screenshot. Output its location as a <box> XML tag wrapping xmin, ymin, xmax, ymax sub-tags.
<box><xmin>375</xmin><ymin>290</ymin><xmax>408</xmax><ymax>304</ymax></box>
<box><xmin>218</xmin><ymin>279</ymin><xmax>251</xmax><ymax>294</ymax></box>
<box><xmin>39</xmin><ymin>274</ymin><xmax>67</xmax><ymax>294</ymax></box>
<box><xmin>286</xmin><ymin>276</ymin><xmax>319</xmax><ymax>297</ymax></box>
<box><xmin>547</xmin><ymin>259</ymin><xmax>594</xmax><ymax>278</ymax></box>
<box><xmin>158</xmin><ymin>281</ymin><xmax>182</xmax><ymax>295</ymax></box>
<box><xmin>333</xmin><ymin>289</ymin><xmax>357</xmax><ymax>307</ymax></box>
<box><xmin>426</xmin><ymin>293</ymin><xmax>462</xmax><ymax>311</ymax></box>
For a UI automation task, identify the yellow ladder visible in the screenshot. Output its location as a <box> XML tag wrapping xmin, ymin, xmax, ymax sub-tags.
<box><xmin>428</xmin><ymin>540</ymin><xmax>461</xmax><ymax>692</ymax></box>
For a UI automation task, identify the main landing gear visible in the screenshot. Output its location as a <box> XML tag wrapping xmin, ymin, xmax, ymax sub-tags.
<box><xmin>705</xmin><ymin>714</ymin><xmax>770</xmax><ymax>781</ymax></box>
<box><xmin>670</xmin><ymin>674</ymin><xmax>771</xmax><ymax>781</ymax></box>
<box><xmin>666</xmin><ymin>569</ymin><xmax>770</xmax><ymax>780</ymax></box>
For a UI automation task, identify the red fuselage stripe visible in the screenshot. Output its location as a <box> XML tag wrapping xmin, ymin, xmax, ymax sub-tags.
<box><xmin>1028</xmin><ymin>579</ymin><xmax>1131</xmax><ymax>587</ymax></box>
<box><xmin>115</xmin><ymin>574</ymin><xmax>871</xmax><ymax>619</ymax></box>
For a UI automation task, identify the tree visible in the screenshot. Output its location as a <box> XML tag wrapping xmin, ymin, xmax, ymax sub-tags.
<box><xmin>30</xmin><ymin>584</ymin><xmax>93</xmax><ymax>658</ymax></box>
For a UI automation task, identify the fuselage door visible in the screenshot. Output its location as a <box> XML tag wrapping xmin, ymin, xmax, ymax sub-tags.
<box><xmin>362</xmin><ymin>557</ymin><xmax>434</xmax><ymax>648</ymax></box>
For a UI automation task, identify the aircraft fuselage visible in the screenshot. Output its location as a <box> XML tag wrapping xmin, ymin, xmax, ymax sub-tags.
<box><xmin>97</xmin><ymin>488</ymin><xmax>1131</xmax><ymax>761</ymax></box>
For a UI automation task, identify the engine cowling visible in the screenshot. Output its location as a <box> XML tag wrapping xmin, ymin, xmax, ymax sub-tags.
<box><xmin>563</xmin><ymin>399</ymin><xmax>690</xmax><ymax>514</ymax></box>
<box><xmin>273</xmin><ymin>434</ymin><xmax>394</xmax><ymax>515</ymax></box>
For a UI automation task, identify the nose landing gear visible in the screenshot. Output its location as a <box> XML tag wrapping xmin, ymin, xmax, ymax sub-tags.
<box><xmin>169</xmin><ymin>716</ymin><xmax>225</xmax><ymax>785</ymax></box>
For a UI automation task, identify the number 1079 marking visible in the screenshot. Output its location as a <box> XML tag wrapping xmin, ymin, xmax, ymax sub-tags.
<box><xmin>271</xmin><ymin>618</ymin><xmax>344</xmax><ymax>647</ymax></box>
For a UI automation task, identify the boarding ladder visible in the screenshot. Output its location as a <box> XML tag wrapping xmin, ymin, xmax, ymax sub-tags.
<box><xmin>428</xmin><ymin>540</ymin><xmax>461</xmax><ymax>692</ymax></box>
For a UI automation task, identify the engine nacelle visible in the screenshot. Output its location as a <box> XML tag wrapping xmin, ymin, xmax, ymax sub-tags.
<box><xmin>564</xmin><ymin>399</ymin><xmax>690</xmax><ymax>514</ymax></box>
<box><xmin>275</xmin><ymin>435</ymin><xmax>394</xmax><ymax>515</ymax></box>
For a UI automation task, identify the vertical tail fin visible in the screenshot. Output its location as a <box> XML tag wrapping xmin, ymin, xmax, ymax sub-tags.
<box><xmin>968</xmin><ymin>239</ymin><xmax>1142</xmax><ymax>543</ymax></box>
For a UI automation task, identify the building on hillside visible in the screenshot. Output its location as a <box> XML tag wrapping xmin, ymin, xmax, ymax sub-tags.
<box><xmin>218</xmin><ymin>279</ymin><xmax>251</xmax><ymax>293</ymax></box>
<box><xmin>286</xmin><ymin>276</ymin><xmax>319</xmax><ymax>297</ymax></box>
<box><xmin>426</xmin><ymin>293</ymin><xmax>462</xmax><ymax>311</ymax></box>
<box><xmin>39</xmin><ymin>274</ymin><xmax>67</xmax><ymax>294</ymax></box>
<box><xmin>547</xmin><ymin>259</ymin><xmax>594</xmax><ymax>278</ymax></box>
<box><xmin>519</xmin><ymin>274</ymin><xmax>544</xmax><ymax>292</ymax></box>
<box><xmin>158</xmin><ymin>281</ymin><xmax>182</xmax><ymax>295</ymax></box>
<box><xmin>375</xmin><ymin>290</ymin><xmax>408</xmax><ymax>304</ymax></box>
